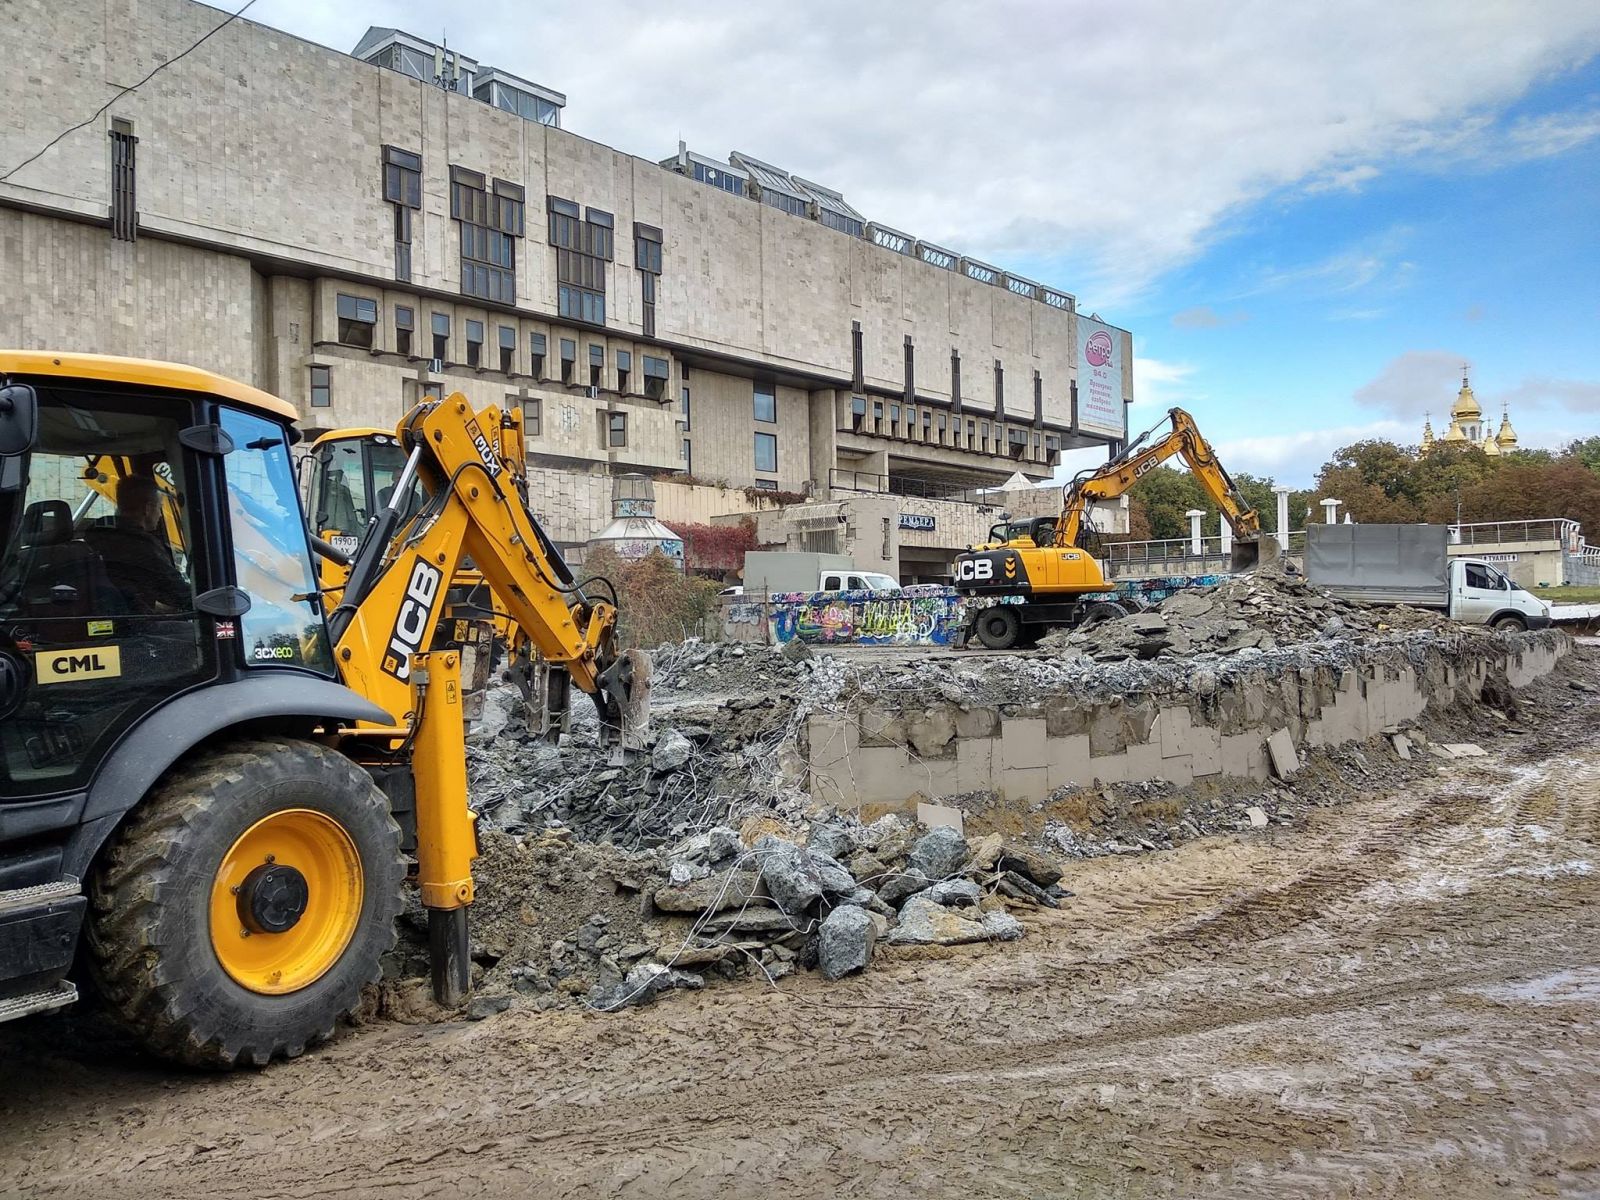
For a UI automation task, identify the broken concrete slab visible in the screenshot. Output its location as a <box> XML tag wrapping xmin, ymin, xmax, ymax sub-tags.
<box><xmin>1267</xmin><ymin>728</ymin><xmax>1299</xmax><ymax>779</ymax></box>
<box><xmin>818</xmin><ymin>904</ymin><xmax>876</xmax><ymax>980</ymax></box>
<box><xmin>1441</xmin><ymin>742</ymin><xmax>1488</xmax><ymax>758</ymax></box>
<box><xmin>1245</xmin><ymin>806</ymin><xmax>1269</xmax><ymax>828</ymax></box>
<box><xmin>876</xmin><ymin>868</ymin><xmax>932</xmax><ymax>908</ymax></box>
<box><xmin>980</xmin><ymin>911</ymin><xmax>1025</xmax><ymax>941</ymax></box>
<box><xmin>651</xmin><ymin>870</ymin><xmax>763</xmax><ymax>914</ymax></box>
<box><xmin>1392</xmin><ymin>733</ymin><xmax>1412</xmax><ymax>760</ymax></box>
<box><xmin>924</xmin><ymin>878</ymin><xmax>982</xmax><ymax>907</ymax></box>
<box><xmin>754</xmin><ymin>835</ymin><xmax>824</xmax><ymax>912</ymax></box>
<box><xmin>887</xmin><ymin>896</ymin><xmax>988</xmax><ymax>946</ymax></box>
<box><xmin>907</xmin><ymin>824</ymin><xmax>971</xmax><ymax>880</ymax></box>
<box><xmin>916</xmin><ymin>800</ymin><xmax>965</xmax><ymax>835</ymax></box>
<box><xmin>997</xmin><ymin>845</ymin><xmax>1064</xmax><ymax>888</ymax></box>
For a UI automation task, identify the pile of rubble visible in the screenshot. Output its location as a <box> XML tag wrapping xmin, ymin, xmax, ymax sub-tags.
<box><xmin>1044</xmin><ymin>561</ymin><xmax>1458</xmax><ymax>663</ymax></box>
<box><xmin>393</xmin><ymin>815</ymin><xmax>1067</xmax><ymax>1017</ymax></box>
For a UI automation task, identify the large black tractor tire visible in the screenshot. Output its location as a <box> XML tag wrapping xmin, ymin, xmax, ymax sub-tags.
<box><xmin>1078</xmin><ymin>600</ymin><xmax>1129</xmax><ymax>629</ymax></box>
<box><xmin>974</xmin><ymin>605</ymin><xmax>1023</xmax><ymax>650</ymax></box>
<box><xmin>86</xmin><ymin>737</ymin><xmax>403</xmax><ymax>1069</ymax></box>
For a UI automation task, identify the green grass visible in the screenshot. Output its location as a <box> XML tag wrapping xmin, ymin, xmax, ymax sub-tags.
<box><xmin>1533</xmin><ymin>585</ymin><xmax>1600</xmax><ymax>604</ymax></box>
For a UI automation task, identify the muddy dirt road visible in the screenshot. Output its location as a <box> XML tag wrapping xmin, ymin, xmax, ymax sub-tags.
<box><xmin>4</xmin><ymin>659</ymin><xmax>1599</xmax><ymax>1199</ymax></box>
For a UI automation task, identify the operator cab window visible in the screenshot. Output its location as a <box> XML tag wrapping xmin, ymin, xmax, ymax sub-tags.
<box><xmin>0</xmin><ymin>385</ymin><xmax>210</xmax><ymax>791</ymax></box>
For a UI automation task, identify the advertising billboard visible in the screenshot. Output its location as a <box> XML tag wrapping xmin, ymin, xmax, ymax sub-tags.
<box><xmin>1076</xmin><ymin>315</ymin><xmax>1126</xmax><ymax>439</ymax></box>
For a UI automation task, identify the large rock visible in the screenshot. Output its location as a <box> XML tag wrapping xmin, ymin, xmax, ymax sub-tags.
<box><xmin>818</xmin><ymin>904</ymin><xmax>877</xmax><ymax>981</ymax></box>
<box><xmin>924</xmin><ymin>878</ymin><xmax>982</xmax><ymax>907</ymax></box>
<box><xmin>652</xmin><ymin>870</ymin><xmax>763</xmax><ymax>914</ymax></box>
<box><xmin>755</xmin><ymin>835</ymin><xmax>823</xmax><ymax>913</ymax></box>
<box><xmin>589</xmin><ymin>961</ymin><xmax>705</xmax><ymax>1010</ymax></box>
<box><xmin>875</xmin><ymin>868</ymin><xmax>931</xmax><ymax>908</ymax></box>
<box><xmin>981</xmin><ymin>911</ymin><xmax>1024</xmax><ymax>941</ymax></box>
<box><xmin>807</xmin><ymin>850</ymin><xmax>861</xmax><ymax>897</ymax></box>
<box><xmin>807</xmin><ymin>822</ymin><xmax>857</xmax><ymax>861</ymax></box>
<box><xmin>997</xmin><ymin>845</ymin><xmax>1064</xmax><ymax>888</ymax></box>
<box><xmin>652</xmin><ymin>728</ymin><xmax>694</xmax><ymax>774</ymax></box>
<box><xmin>887</xmin><ymin>896</ymin><xmax>988</xmax><ymax>946</ymax></box>
<box><xmin>907</xmin><ymin>825</ymin><xmax>971</xmax><ymax>880</ymax></box>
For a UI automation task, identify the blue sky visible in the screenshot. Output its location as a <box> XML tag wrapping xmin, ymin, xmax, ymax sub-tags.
<box><xmin>252</xmin><ymin>0</ymin><xmax>1600</xmax><ymax>486</ymax></box>
<box><xmin>1033</xmin><ymin>62</ymin><xmax>1600</xmax><ymax>485</ymax></box>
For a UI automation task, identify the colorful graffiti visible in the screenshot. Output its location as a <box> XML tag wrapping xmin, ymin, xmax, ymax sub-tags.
<box><xmin>767</xmin><ymin>588</ymin><xmax>968</xmax><ymax>646</ymax></box>
<box><xmin>757</xmin><ymin>575</ymin><xmax>1230</xmax><ymax>648</ymax></box>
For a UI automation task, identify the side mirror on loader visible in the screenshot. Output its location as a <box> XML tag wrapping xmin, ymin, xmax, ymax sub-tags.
<box><xmin>0</xmin><ymin>383</ymin><xmax>38</xmax><ymax>492</ymax></box>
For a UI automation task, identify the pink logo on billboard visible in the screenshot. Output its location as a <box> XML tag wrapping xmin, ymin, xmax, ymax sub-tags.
<box><xmin>1085</xmin><ymin>330</ymin><xmax>1115</xmax><ymax>368</ymax></box>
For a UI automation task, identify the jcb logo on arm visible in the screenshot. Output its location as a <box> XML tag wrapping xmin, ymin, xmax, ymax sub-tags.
<box><xmin>955</xmin><ymin>557</ymin><xmax>994</xmax><ymax>582</ymax></box>
<box><xmin>381</xmin><ymin>559</ymin><xmax>444</xmax><ymax>681</ymax></box>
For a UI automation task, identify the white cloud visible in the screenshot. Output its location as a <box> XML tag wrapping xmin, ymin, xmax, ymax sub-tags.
<box><xmin>246</xmin><ymin>0</ymin><xmax>1600</xmax><ymax>309</ymax></box>
<box><xmin>1354</xmin><ymin>350</ymin><xmax>1467</xmax><ymax>417</ymax></box>
<box><xmin>1214</xmin><ymin>419</ymin><xmax>1415</xmax><ymax>485</ymax></box>
<box><xmin>1171</xmin><ymin>305</ymin><xmax>1249</xmax><ymax>330</ymax></box>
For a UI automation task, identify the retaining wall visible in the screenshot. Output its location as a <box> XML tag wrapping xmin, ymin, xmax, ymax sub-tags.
<box><xmin>804</xmin><ymin>633</ymin><xmax>1569</xmax><ymax>811</ymax></box>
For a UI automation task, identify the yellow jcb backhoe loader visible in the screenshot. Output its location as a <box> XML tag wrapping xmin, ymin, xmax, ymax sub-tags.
<box><xmin>952</xmin><ymin>407</ymin><xmax>1262</xmax><ymax>648</ymax></box>
<box><xmin>0</xmin><ymin>351</ymin><xmax>647</xmax><ymax>1066</ymax></box>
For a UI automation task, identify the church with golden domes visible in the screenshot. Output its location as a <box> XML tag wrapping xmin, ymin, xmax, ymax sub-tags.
<box><xmin>1421</xmin><ymin>369</ymin><xmax>1518</xmax><ymax>457</ymax></box>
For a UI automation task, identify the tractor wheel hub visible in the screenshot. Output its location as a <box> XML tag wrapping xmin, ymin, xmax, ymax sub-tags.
<box><xmin>237</xmin><ymin>863</ymin><xmax>310</xmax><ymax>935</ymax></box>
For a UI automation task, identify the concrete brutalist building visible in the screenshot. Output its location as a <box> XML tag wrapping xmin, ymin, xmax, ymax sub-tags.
<box><xmin>0</xmin><ymin>0</ymin><xmax>1134</xmax><ymax>577</ymax></box>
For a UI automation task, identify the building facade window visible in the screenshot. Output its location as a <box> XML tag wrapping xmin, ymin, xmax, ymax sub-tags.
<box><xmin>560</xmin><ymin>338</ymin><xmax>576</xmax><ymax>384</ymax></box>
<box><xmin>635</xmin><ymin>222</ymin><xmax>662</xmax><ymax>337</ymax></box>
<box><xmin>680</xmin><ymin>385</ymin><xmax>691</xmax><ymax>429</ymax></box>
<box><xmin>753</xmin><ymin>383</ymin><xmax>777</xmax><ymax>423</ymax></box>
<box><xmin>681</xmin><ymin>438</ymin><xmax>691</xmax><ymax>467</ymax></box>
<box><xmin>498</xmin><ymin>325</ymin><xmax>516</xmax><ymax>373</ymax></box>
<box><xmin>903</xmin><ymin>336</ymin><xmax>915</xmax><ymax>402</ymax></box>
<box><xmin>383</xmin><ymin>146</ymin><xmax>421</xmax><ymax>281</ymax></box>
<box><xmin>753</xmin><ymin>479</ymin><xmax>778</xmax><ymax>491</ymax></box>
<box><xmin>951</xmin><ymin>349</ymin><xmax>961</xmax><ymax>407</ymax></box>
<box><xmin>617</xmin><ymin>350</ymin><xmax>632</xmax><ymax>393</ymax></box>
<box><xmin>922</xmin><ymin>410</ymin><xmax>932</xmax><ymax>441</ymax></box>
<box><xmin>335</xmin><ymin>294</ymin><xmax>377</xmax><ymax>348</ymax></box>
<box><xmin>309</xmin><ymin>365</ymin><xmax>331</xmax><ymax>408</ymax></box>
<box><xmin>551</xmin><ymin>197</ymin><xmax>610</xmax><ymax>325</ymax></box>
<box><xmin>530</xmin><ymin>332</ymin><xmax>547</xmax><ymax>378</ymax></box>
<box><xmin>642</xmin><ymin>355</ymin><xmax>669</xmax><ymax>401</ymax></box>
<box><xmin>431</xmin><ymin>313</ymin><xmax>450</xmax><ymax>362</ymax></box>
<box><xmin>395</xmin><ymin>306</ymin><xmax>414</xmax><ymax>356</ymax></box>
<box><xmin>980</xmin><ymin>421</ymin><xmax>991</xmax><ymax>453</ymax></box>
<box><xmin>109</xmin><ymin>118</ymin><xmax>138</xmax><ymax>241</ymax></box>
<box><xmin>465</xmin><ymin>320</ymin><xmax>484</xmax><ymax>368</ymax></box>
<box><xmin>851</xmin><ymin>395</ymin><xmax>866</xmax><ymax>431</ymax></box>
<box><xmin>588</xmin><ymin>344</ymin><xmax>604</xmax><ymax>388</ymax></box>
<box><xmin>890</xmin><ymin>403</ymin><xmax>901</xmax><ymax>435</ymax></box>
<box><xmin>873</xmin><ymin>400</ymin><xmax>884</xmax><ymax>433</ymax></box>
<box><xmin>607</xmin><ymin>412</ymin><xmax>627</xmax><ymax>448</ymax></box>
<box><xmin>453</xmin><ymin>167</ymin><xmax>519</xmax><ymax>303</ymax></box>
<box><xmin>936</xmin><ymin>412</ymin><xmax>947</xmax><ymax>443</ymax></box>
<box><xmin>524</xmin><ymin>398</ymin><xmax>542</xmax><ymax>437</ymax></box>
<box><xmin>754</xmin><ymin>431</ymin><xmax>778</xmax><ymax>474</ymax></box>
<box><xmin>966</xmin><ymin>418</ymin><xmax>976</xmax><ymax>448</ymax></box>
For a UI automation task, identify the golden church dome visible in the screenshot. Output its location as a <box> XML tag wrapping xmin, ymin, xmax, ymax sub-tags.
<box><xmin>1496</xmin><ymin>410</ymin><xmax>1518</xmax><ymax>450</ymax></box>
<box><xmin>1451</xmin><ymin>373</ymin><xmax>1482</xmax><ymax>421</ymax></box>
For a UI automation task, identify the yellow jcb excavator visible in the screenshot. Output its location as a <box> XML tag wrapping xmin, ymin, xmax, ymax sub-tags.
<box><xmin>0</xmin><ymin>351</ymin><xmax>647</xmax><ymax>1066</ymax></box>
<box><xmin>953</xmin><ymin>407</ymin><xmax>1262</xmax><ymax>648</ymax></box>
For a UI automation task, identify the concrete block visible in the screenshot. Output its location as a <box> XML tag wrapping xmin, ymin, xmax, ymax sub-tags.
<box><xmin>854</xmin><ymin>745</ymin><xmax>910</xmax><ymax>805</ymax></box>
<box><xmin>1188</xmin><ymin>724</ymin><xmax>1222</xmax><ymax>777</ymax></box>
<box><xmin>1089</xmin><ymin>750</ymin><xmax>1129</xmax><ymax>785</ymax></box>
<box><xmin>1220</xmin><ymin>733</ymin><xmax>1257</xmax><ymax>779</ymax></box>
<box><xmin>1001</xmin><ymin>717</ymin><xmax>1048</xmax><ymax>770</ymax></box>
<box><xmin>1123</xmin><ymin>738</ymin><xmax>1165</xmax><ymax>783</ymax></box>
<box><xmin>1046</xmin><ymin>733</ymin><xmax>1093</xmax><ymax>790</ymax></box>
<box><xmin>807</xmin><ymin>714</ymin><xmax>856</xmax><ymax>771</ymax></box>
<box><xmin>956</xmin><ymin>737</ymin><xmax>996</xmax><ymax>792</ymax></box>
<box><xmin>1157</xmin><ymin>705</ymin><xmax>1192</xmax><ymax>759</ymax></box>
<box><xmin>906</xmin><ymin>755</ymin><xmax>960</xmax><ymax>798</ymax></box>
<box><xmin>916</xmin><ymin>801</ymin><xmax>964</xmax><ymax>835</ymax></box>
<box><xmin>859</xmin><ymin>706</ymin><xmax>907</xmax><ymax>747</ymax></box>
<box><xmin>1088</xmin><ymin>707</ymin><xmax>1129</xmax><ymax>757</ymax></box>
<box><xmin>1043</xmin><ymin>697</ymin><xmax>1089</xmax><ymax>737</ymax></box>
<box><xmin>906</xmin><ymin>709</ymin><xmax>957</xmax><ymax>758</ymax></box>
<box><xmin>1001</xmin><ymin>765</ymin><xmax>1049</xmax><ymax>802</ymax></box>
<box><xmin>1267</xmin><ymin>728</ymin><xmax>1298</xmax><ymax>779</ymax></box>
<box><xmin>1247</xmin><ymin>741</ymin><xmax>1272</xmax><ymax>782</ymax></box>
<box><xmin>953</xmin><ymin>707</ymin><xmax>1000</xmax><ymax>739</ymax></box>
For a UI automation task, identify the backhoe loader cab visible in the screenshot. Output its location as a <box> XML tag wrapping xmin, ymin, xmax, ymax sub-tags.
<box><xmin>0</xmin><ymin>352</ymin><xmax>647</xmax><ymax>1067</ymax></box>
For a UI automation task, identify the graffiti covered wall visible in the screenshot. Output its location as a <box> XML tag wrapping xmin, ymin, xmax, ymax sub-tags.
<box><xmin>766</xmin><ymin>586</ymin><xmax>967</xmax><ymax>646</ymax></box>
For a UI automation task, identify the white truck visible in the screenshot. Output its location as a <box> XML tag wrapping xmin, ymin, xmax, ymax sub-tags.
<box><xmin>741</xmin><ymin>551</ymin><xmax>901</xmax><ymax>596</ymax></box>
<box><xmin>1305</xmin><ymin>524</ymin><xmax>1550</xmax><ymax>630</ymax></box>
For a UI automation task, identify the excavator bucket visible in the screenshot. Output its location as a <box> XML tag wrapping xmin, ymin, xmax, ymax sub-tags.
<box><xmin>1231</xmin><ymin>538</ymin><xmax>1262</xmax><ymax>573</ymax></box>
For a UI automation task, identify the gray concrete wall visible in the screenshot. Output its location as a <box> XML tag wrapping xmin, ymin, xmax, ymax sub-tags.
<box><xmin>805</xmin><ymin>634</ymin><xmax>1569</xmax><ymax>811</ymax></box>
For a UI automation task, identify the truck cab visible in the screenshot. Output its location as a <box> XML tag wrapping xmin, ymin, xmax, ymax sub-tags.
<box><xmin>1451</xmin><ymin>558</ymin><xmax>1551</xmax><ymax>630</ymax></box>
<box><xmin>819</xmin><ymin>570</ymin><xmax>900</xmax><ymax>594</ymax></box>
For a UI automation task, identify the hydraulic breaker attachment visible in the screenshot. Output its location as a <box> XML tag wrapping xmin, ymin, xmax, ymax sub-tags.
<box><xmin>512</xmin><ymin>650</ymin><xmax>573</xmax><ymax>742</ymax></box>
<box><xmin>409</xmin><ymin>651</ymin><xmax>477</xmax><ymax>1007</ymax></box>
<box><xmin>597</xmin><ymin>646</ymin><xmax>652</xmax><ymax>761</ymax></box>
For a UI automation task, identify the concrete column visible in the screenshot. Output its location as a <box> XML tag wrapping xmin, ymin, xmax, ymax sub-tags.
<box><xmin>1219</xmin><ymin>514</ymin><xmax>1233</xmax><ymax>555</ymax></box>
<box><xmin>1186</xmin><ymin>509</ymin><xmax>1205</xmax><ymax>554</ymax></box>
<box><xmin>1274</xmin><ymin>485</ymin><xmax>1291</xmax><ymax>555</ymax></box>
<box><xmin>1321</xmin><ymin>498</ymin><xmax>1341</xmax><ymax>525</ymax></box>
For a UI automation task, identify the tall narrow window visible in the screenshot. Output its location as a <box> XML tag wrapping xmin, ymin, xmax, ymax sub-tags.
<box><xmin>922</xmin><ymin>410</ymin><xmax>932</xmax><ymax>441</ymax></box>
<box><xmin>754</xmin><ymin>431</ymin><xmax>778</xmax><ymax>475</ymax></box>
<box><xmin>635</xmin><ymin>222</ymin><xmax>662</xmax><ymax>337</ymax></box>
<box><xmin>109</xmin><ymin>118</ymin><xmax>138</xmax><ymax>241</ymax></box>
<box><xmin>851</xmin><ymin>395</ymin><xmax>866</xmax><ymax>432</ymax></box>
<box><xmin>431</xmin><ymin>313</ymin><xmax>450</xmax><ymax>362</ymax></box>
<box><xmin>680</xmin><ymin>385</ymin><xmax>691</xmax><ymax>429</ymax></box>
<box><xmin>607</xmin><ymin>412</ymin><xmax>628</xmax><ymax>447</ymax></box>
<box><xmin>310</xmin><ymin>365</ymin><xmax>331</xmax><ymax>408</ymax></box>
<box><xmin>589</xmin><ymin>344</ymin><xmax>604</xmax><ymax>388</ymax></box>
<box><xmin>453</xmin><ymin>167</ymin><xmax>517</xmax><ymax>303</ymax></box>
<box><xmin>383</xmin><ymin>146</ymin><xmax>421</xmax><ymax>281</ymax></box>
<box><xmin>890</xmin><ymin>404</ymin><xmax>901</xmax><ymax>435</ymax></box>
<box><xmin>936</xmin><ymin>412</ymin><xmax>947</xmax><ymax>444</ymax></box>
<box><xmin>980</xmin><ymin>421</ymin><xmax>991</xmax><ymax>454</ymax></box>
<box><xmin>994</xmin><ymin>359</ymin><xmax>1005</xmax><ymax>416</ymax></box>
<box><xmin>336</xmin><ymin>294</ymin><xmax>378</xmax><ymax>348</ymax></box>
<box><xmin>395</xmin><ymin>306</ymin><xmax>414</xmax><ymax>356</ymax></box>
<box><xmin>951</xmin><ymin>349</ymin><xmax>962</xmax><ymax>408</ymax></box>
<box><xmin>753</xmin><ymin>382</ymin><xmax>777</xmax><ymax>423</ymax></box>
<box><xmin>465</xmin><ymin>320</ymin><xmax>484</xmax><ymax>368</ymax></box>
<box><xmin>642</xmin><ymin>355</ymin><xmax>669</xmax><ymax>400</ymax></box>
<box><xmin>552</xmin><ymin>198</ymin><xmax>609</xmax><ymax>325</ymax></box>
<box><xmin>903</xmin><ymin>336</ymin><xmax>915</xmax><ymax>402</ymax></box>
<box><xmin>617</xmin><ymin>350</ymin><xmax>632</xmax><ymax>394</ymax></box>
<box><xmin>560</xmin><ymin>338</ymin><xmax>576</xmax><ymax>385</ymax></box>
<box><xmin>498</xmin><ymin>325</ymin><xmax>516</xmax><ymax>373</ymax></box>
<box><xmin>524</xmin><ymin>398</ymin><xmax>542</xmax><ymax>437</ymax></box>
<box><xmin>851</xmin><ymin>321</ymin><xmax>864</xmax><ymax>390</ymax></box>
<box><xmin>681</xmin><ymin>438</ymin><xmax>691</xmax><ymax>468</ymax></box>
<box><xmin>530</xmin><ymin>332</ymin><xmax>547</xmax><ymax>379</ymax></box>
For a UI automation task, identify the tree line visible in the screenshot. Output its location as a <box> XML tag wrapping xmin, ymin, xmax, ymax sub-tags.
<box><xmin>1119</xmin><ymin>436</ymin><xmax>1600</xmax><ymax>543</ymax></box>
